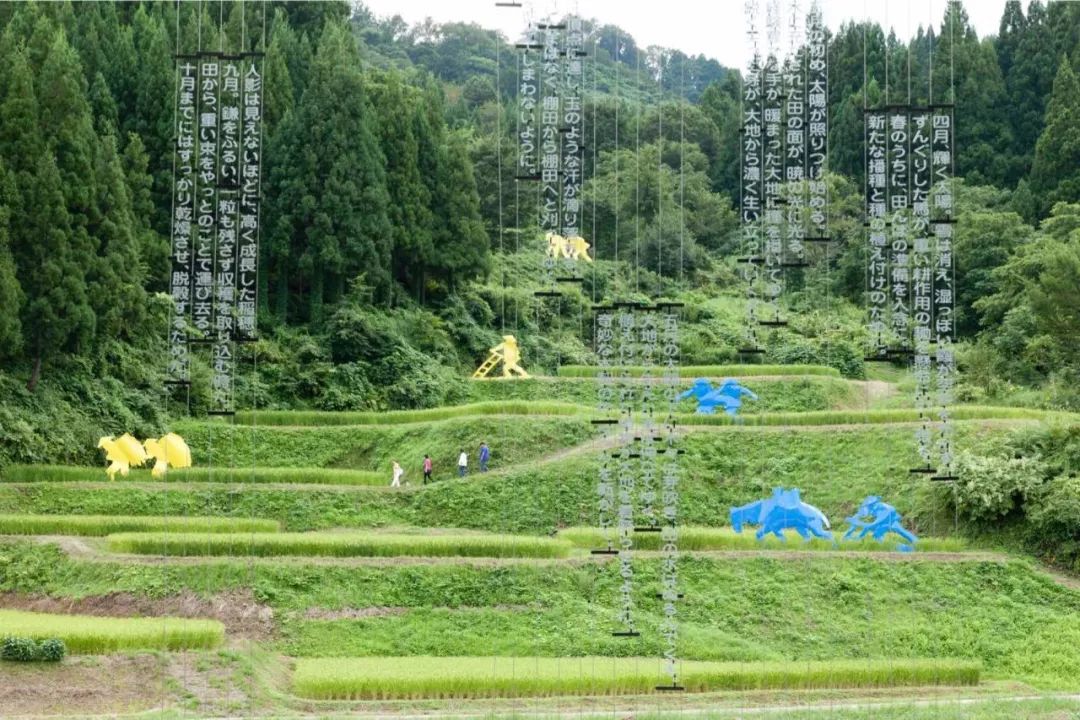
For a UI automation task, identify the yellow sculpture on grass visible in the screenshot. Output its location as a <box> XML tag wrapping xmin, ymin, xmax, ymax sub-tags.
<box><xmin>544</xmin><ymin>232</ymin><xmax>592</xmax><ymax>262</ymax></box>
<box><xmin>473</xmin><ymin>335</ymin><xmax>529</xmax><ymax>379</ymax></box>
<box><xmin>144</xmin><ymin>433</ymin><xmax>193</xmax><ymax>478</ymax></box>
<box><xmin>98</xmin><ymin>432</ymin><xmax>191</xmax><ymax>479</ymax></box>
<box><xmin>97</xmin><ymin>433</ymin><xmax>150</xmax><ymax>480</ymax></box>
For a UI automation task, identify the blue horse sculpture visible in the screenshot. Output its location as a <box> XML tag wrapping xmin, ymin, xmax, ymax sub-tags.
<box><xmin>730</xmin><ymin>488</ymin><xmax>833</xmax><ymax>541</ymax></box>
<box><xmin>843</xmin><ymin>496</ymin><xmax>917</xmax><ymax>552</ymax></box>
<box><xmin>678</xmin><ymin>378</ymin><xmax>759</xmax><ymax>416</ymax></box>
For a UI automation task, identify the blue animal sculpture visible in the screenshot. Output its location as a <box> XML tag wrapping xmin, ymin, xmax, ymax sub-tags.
<box><xmin>730</xmin><ymin>488</ymin><xmax>833</xmax><ymax>541</ymax></box>
<box><xmin>843</xmin><ymin>495</ymin><xmax>917</xmax><ymax>552</ymax></box>
<box><xmin>678</xmin><ymin>378</ymin><xmax>759</xmax><ymax>416</ymax></box>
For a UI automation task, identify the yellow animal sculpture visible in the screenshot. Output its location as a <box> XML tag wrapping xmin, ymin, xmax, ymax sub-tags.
<box><xmin>144</xmin><ymin>433</ymin><xmax>193</xmax><ymax>478</ymax></box>
<box><xmin>472</xmin><ymin>335</ymin><xmax>529</xmax><ymax>379</ymax></box>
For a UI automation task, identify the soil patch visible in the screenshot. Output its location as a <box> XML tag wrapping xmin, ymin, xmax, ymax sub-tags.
<box><xmin>0</xmin><ymin>654</ymin><xmax>164</xmax><ymax>717</ymax></box>
<box><xmin>0</xmin><ymin>588</ymin><xmax>274</xmax><ymax>640</ymax></box>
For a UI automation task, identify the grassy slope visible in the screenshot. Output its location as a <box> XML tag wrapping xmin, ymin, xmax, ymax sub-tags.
<box><xmin>464</xmin><ymin>376</ymin><xmax>863</xmax><ymax>413</ymax></box>
<box><xmin>0</xmin><ymin>422</ymin><xmax>1013</xmax><ymax>532</ymax></box>
<box><xmin>3</xmin><ymin>541</ymin><xmax>1079</xmax><ymax>689</ymax></box>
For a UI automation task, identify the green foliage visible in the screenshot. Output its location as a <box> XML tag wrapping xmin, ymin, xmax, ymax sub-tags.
<box><xmin>0</xmin><ymin>513</ymin><xmax>279</xmax><ymax>536</ymax></box>
<box><xmin>0</xmin><ymin>609</ymin><xmax>222</xmax><ymax>653</ymax></box>
<box><xmin>556</xmin><ymin>364</ymin><xmax>840</xmax><ymax>378</ymax></box>
<box><xmin>107</xmin><ymin>531</ymin><xmax>572</xmax><ymax>559</ymax></box>
<box><xmin>37</xmin><ymin>637</ymin><xmax>66</xmax><ymax>662</ymax></box>
<box><xmin>237</xmin><ymin>401</ymin><xmax>583</xmax><ymax>426</ymax></box>
<box><xmin>1031</xmin><ymin>58</ymin><xmax>1080</xmax><ymax>214</ymax></box>
<box><xmin>292</xmin><ymin>656</ymin><xmax>979</xmax><ymax>699</ymax></box>
<box><xmin>950</xmin><ymin>451</ymin><xmax>1049</xmax><ymax>522</ymax></box>
<box><xmin>1</xmin><ymin>636</ymin><xmax>39</xmax><ymax>662</ymax></box>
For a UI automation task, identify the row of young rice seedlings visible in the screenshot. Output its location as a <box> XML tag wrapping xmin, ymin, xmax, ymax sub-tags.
<box><xmin>0</xmin><ymin>610</ymin><xmax>224</xmax><ymax>653</ymax></box>
<box><xmin>0</xmin><ymin>513</ymin><xmax>280</xmax><ymax>536</ymax></box>
<box><xmin>234</xmin><ymin>401</ymin><xmax>585</xmax><ymax>427</ymax></box>
<box><xmin>291</xmin><ymin>656</ymin><xmax>981</xmax><ymax>700</ymax></box>
<box><xmin>106</xmin><ymin>531</ymin><xmax>573</xmax><ymax>558</ymax></box>
<box><xmin>556</xmin><ymin>364</ymin><xmax>842</xmax><ymax>378</ymax></box>
<box><xmin>557</xmin><ymin>527</ymin><xmax>968</xmax><ymax>553</ymax></box>
<box><xmin>0</xmin><ymin>465</ymin><xmax>385</xmax><ymax>486</ymax></box>
<box><xmin>238</xmin><ymin>404</ymin><xmax>1064</xmax><ymax>431</ymax></box>
<box><xmin>675</xmin><ymin>405</ymin><xmax>1060</xmax><ymax>427</ymax></box>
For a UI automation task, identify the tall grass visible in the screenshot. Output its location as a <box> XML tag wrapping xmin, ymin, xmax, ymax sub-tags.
<box><xmin>557</xmin><ymin>364</ymin><xmax>841</xmax><ymax>378</ymax></box>
<box><xmin>0</xmin><ymin>513</ymin><xmax>280</xmax><ymax>536</ymax></box>
<box><xmin>0</xmin><ymin>465</ymin><xmax>384</xmax><ymax>486</ymax></box>
<box><xmin>291</xmin><ymin>656</ymin><xmax>980</xmax><ymax>699</ymax></box>
<box><xmin>107</xmin><ymin>531</ymin><xmax>572</xmax><ymax>559</ymax></box>
<box><xmin>0</xmin><ymin>609</ymin><xmax>223</xmax><ymax>653</ymax></box>
<box><xmin>558</xmin><ymin>526</ymin><xmax>968</xmax><ymax>552</ymax></box>
<box><xmin>234</xmin><ymin>401</ymin><xmax>583</xmax><ymax>427</ymax></box>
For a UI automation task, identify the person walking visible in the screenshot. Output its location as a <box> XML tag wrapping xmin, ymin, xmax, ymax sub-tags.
<box><xmin>479</xmin><ymin>442</ymin><xmax>490</xmax><ymax>472</ymax></box>
<box><xmin>391</xmin><ymin>460</ymin><xmax>405</xmax><ymax>487</ymax></box>
<box><xmin>457</xmin><ymin>449</ymin><xmax>468</xmax><ymax>478</ymax></box>
<box><xmin>423</xmin><ymin>454</ymin><xmax>433</xmax><ymax>484</ymax></box>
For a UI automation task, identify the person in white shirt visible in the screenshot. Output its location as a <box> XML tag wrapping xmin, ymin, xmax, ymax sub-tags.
<box><xmin>391</xmin><ymin>460</ymin><xmax>404</xmax><ymax>487</ymax></box>
<box><xmin>458</xmin><ymin>449</ymin><xmax>468</xmax><ymax>477</ymax></box>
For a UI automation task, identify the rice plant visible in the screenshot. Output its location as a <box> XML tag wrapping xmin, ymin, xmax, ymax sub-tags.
<box><xmin>0</xmin><ymin>513</ymin><xmax>280</xmax><ymax>536</ymax></box>
<box><xmin>0</xmin><ymin>609</ymin><xmax>223</xmax><ymax>653</ymax></box>
<box><xmin>291</xmin><ymin>656</ymin><xmax>980</xmax><ymax>700</ymax></box>
<box><xmin>1</xmin><ymin>465</ymin><xmax>384</xmax><ymax>486</ymax></box>
<box><xmin>234</xmin><ymin>401</ymin><xmax>584</xmax><ymax>427</ymax></box>
<box><xmin>557</xmin><ymin>365</ymin><xmax>841</xmax><ymax>378</ymax></box>
<box><xmin>676</xmin><ymin>405</ymin><xmax>1065</xmax><ymax>427</ymax></box>
<box><xmin>106</xmin><ymin>531</ymin><xmax>572</xmax><ymax>558</ymax></box>
<box><xmin>558</xmin><ymin>526</ymin><xmax>968</xmax><ymax>553</ymax></box>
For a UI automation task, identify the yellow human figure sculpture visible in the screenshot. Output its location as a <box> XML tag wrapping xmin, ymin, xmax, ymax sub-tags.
<box><xmin>565</xmin><ymin>235</ymin><xmax>593</xmax><ymax>262</ymax></box>
<box><xmin>473</xmin><ymin>335</ymin><xmax>529</xmax><ymax>379</ymax></box>
<box><xmin>144</xmin><ymin>433</ymin><xmax>192</xmax><ymax>477</ymax></box>
<box><xmin>97</xmin><ymin>433</ymin><xmax>148</xmax><ymax>480</ymax></box>
<box><xmin>545</xmin><ymin>232</ymin><xmax>569</xmax><ymax>259</ymax></box>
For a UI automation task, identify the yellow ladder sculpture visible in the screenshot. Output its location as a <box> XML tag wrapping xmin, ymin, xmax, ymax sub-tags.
<box><xmin>472</xmin><ymin>335</ymin><xmax>529</xmax><ymax>379</ymax></box>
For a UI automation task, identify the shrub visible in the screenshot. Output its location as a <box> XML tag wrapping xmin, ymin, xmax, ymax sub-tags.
<box><xmin>2</xmin><ymin>636</ymin><xmax>38</xmax><ymax>662</ymax></box>
<box><xmin>950</xmin><ymin>451</ymin><xmax>1050</xmax><ymax>523</ymax></box>
<box><xmin>38</xmin><ymin>638</ymin><xmax>66</xmax><ymax>662</ymax></box>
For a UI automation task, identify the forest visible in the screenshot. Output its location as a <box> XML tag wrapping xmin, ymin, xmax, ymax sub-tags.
<box><xmin>1</xmin><ymin>0</ymin><xmax>1080</xmax><ymax>465</ymax></box>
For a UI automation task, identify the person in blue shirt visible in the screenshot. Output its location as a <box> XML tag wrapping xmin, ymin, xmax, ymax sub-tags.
<box><xmin>479</xmin><ymin>442</ymin><xmax>490</xmax><ymax>472</ymax></box>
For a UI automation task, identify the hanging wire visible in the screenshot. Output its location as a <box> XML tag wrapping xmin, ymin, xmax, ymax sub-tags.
<box><xmin>635</xmin><ymin>46</ymin><xmax>642</xmax><ymax>295</ymax></box>
<box><xmin>656</xmin><ymin>48</ymin><xmax>664</xmax><ymax>294</ymax></box>
<box><xmin>592</xmin><ymin>36</ymin><xmax>598</xmax><ymax>304</ymax></box>
<box><xmin>614</xmin><ymin>28</ymin><xmax>620</xmax><ymax>296</ymax></box>
<box><xmin>678</xmin><ymin>54</ymin><xmax>685</xmax><ymax>283</ymax></box>
<box><xmin>496</xmin><ymin>19</ymin><xmax>506</xmax><ymax>334</ymax></box>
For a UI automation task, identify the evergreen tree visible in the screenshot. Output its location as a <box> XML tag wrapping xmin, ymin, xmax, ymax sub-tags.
<box><xmin>122</xmin><ymin>132</ymin><xmax>168</xmax><ymax>292</ymax></box>
<box><xmin>1031</xmin><ymin>58</ymin><xmax>1080</xmax><ymax>215</ymax></box>
<box><xmin>18</xmin><ymin>153</ymin><xmax>94</xmax><ymax>390</ymax></box>
<box><xmin>371</xmin><ymin>72</ymin><xmax>433</xmax><ymax>301</ymax></box>
<box><xmin>265</xmin><ymin>21</ymin><xmax>392</xmax><ymax>323</ymax></box>
<box><xmin>0</xmin><ymin>42</ymin><xmax>43</xmax><ymax>178</ymax></box>
<box><xmin>933</xmin><ymin>2</ymin><xmax>1014</xmax><ymax>186</ymax></box>
<box><xmin>429</xmin><ymin>130</ymin><xmax>490</xmax><ymax>293</ymax></box>
<box><xmin>131</xmin><ymin>6</ymin><xmax>174</xmax><ymax>235</ymax></box>
<box><xmin>88</xmin><ymin>133</ymin><xmax>146</xmax><ymax>340</ymax></box>
<box><xmin>1001</xmin><ymin>1</ymin><xmax>1055</xmax><ymax>183</ymax></box>
<box><xmin>88</xmin><ymin>70</ymin><xmax>118</xmax><ymax>135</ymax></box>
<box><xmin>0</xmin><ymin>159</ymin><xmax>23</xmax><ymax>358</ymax></box>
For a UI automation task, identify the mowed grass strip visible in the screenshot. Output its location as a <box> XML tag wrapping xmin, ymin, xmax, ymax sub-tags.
<box><xmin>558</xmin><ymin>526</ymin><xmax>967</xmax><ymax>552</ymax></box>
<box><xmin>292</xmin><ymin>656</ymin><xmax>980</xmax><ymax>699</ymax></box>
<box><xmin>557</xmin><ymin>364</ymin><xmax>841</xmax><ymax>378</ymax></box>
<box><xmin>106</xmin><ymin>531</ymin><xmax>572</xmax><ymax>558</ymax></box>
<box><xmin>1</xmin><ymin>465</ymin><xmax>384</xmax><ymax>486</ymax></box>
<box><xmin>0</xmin><ymin>609</ymin><xmax>223</xmax><ymax>653</ymax></box>
<box><xmin>0</xmin><ymin>513</ymin><xmax>280</xmax><ymax>536</ymax></box>
<box><xmin>235</xmin><ymin>401</ymin><xmax>584</xmax><ymax>427</ymax></box>
<box><xmin>677</xmin><ymin>405</ymin><xmax>1063</xmax><ymax>426</ymax></box>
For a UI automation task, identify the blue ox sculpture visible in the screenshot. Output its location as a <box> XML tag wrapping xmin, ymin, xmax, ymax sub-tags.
<box><xmin>678</xmin><ymin>378</ymin><xmax>759</xmax><ymax>416</ymax></box>
<box><xmin>730</xmin><ymin>488</ymin><xmax>832</xmax><ymax>541</ymax></box>
<box><xmin>843</xmin><ymin>495</ymin><xmax>918</xmax><ymax>552</ymax></box>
